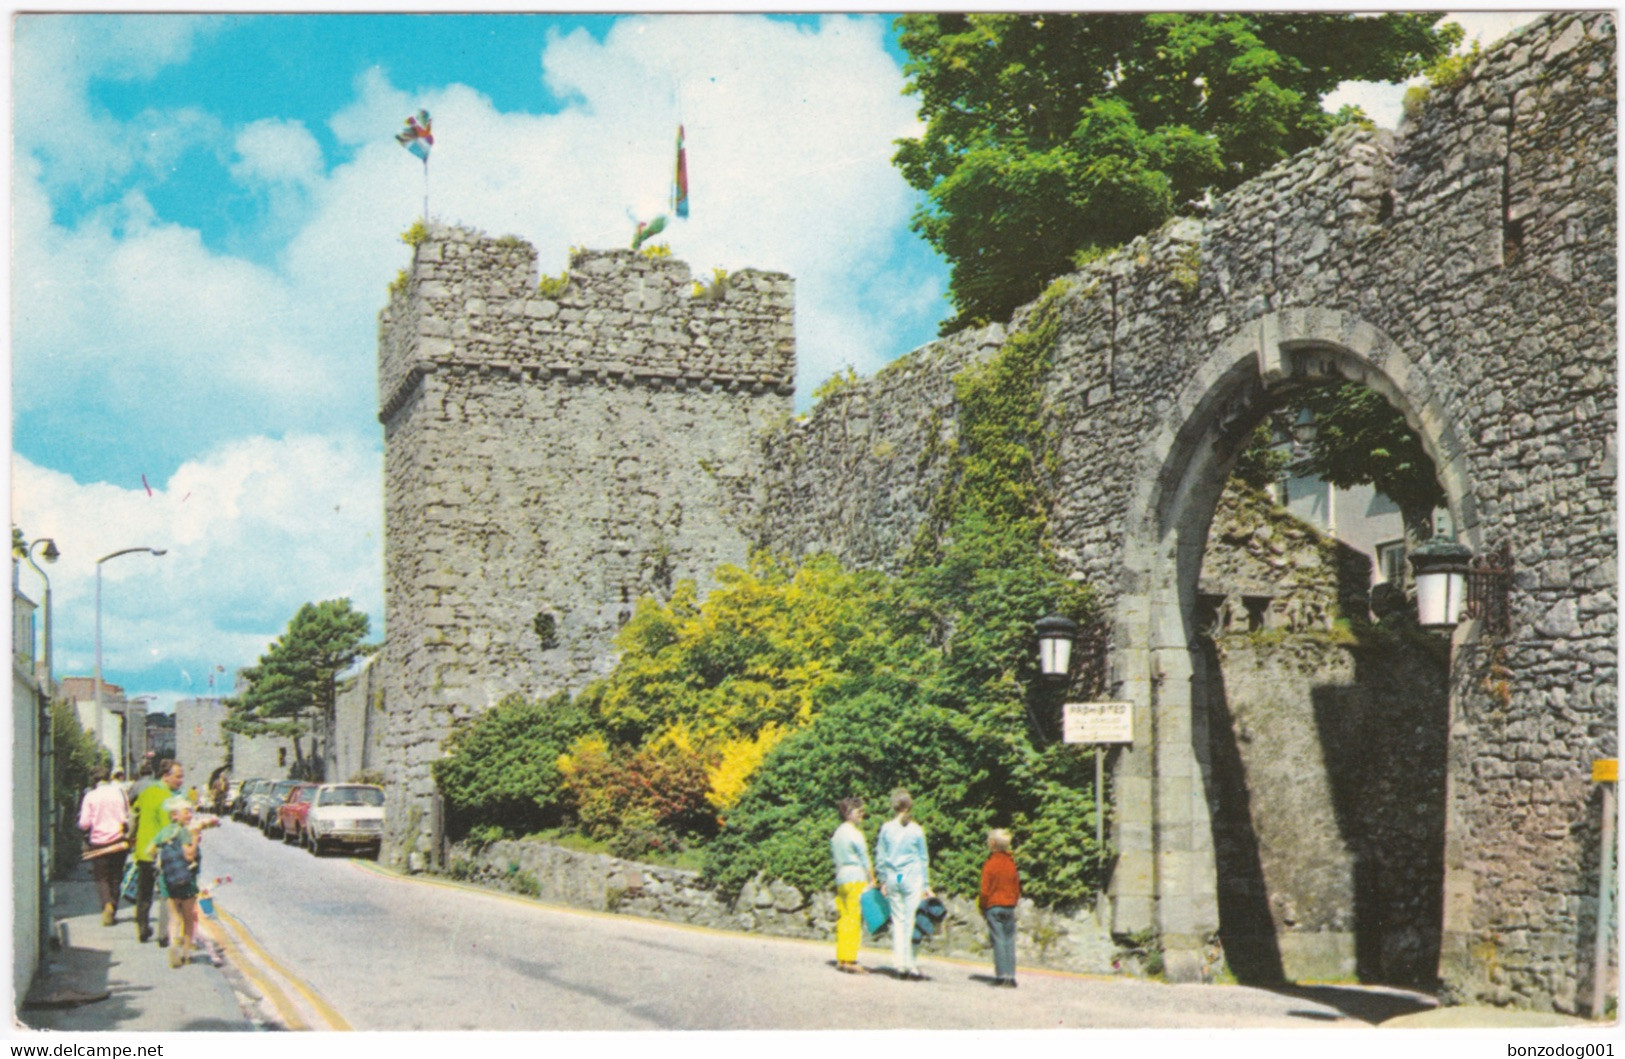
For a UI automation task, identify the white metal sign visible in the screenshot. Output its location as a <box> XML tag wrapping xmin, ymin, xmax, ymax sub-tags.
<box><xmin>1063</xmin><ymin>701</ymin><xmax>1134</xmax><ymax>744</ymax></box>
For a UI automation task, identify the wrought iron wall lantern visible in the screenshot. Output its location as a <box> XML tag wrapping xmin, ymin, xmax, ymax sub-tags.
<box><xmin>1409</xmin><ymin>535</ymin><xmax>1512</xmax><ymax>636</ymax></box>
<box><xmin>1035</xmin><ymin>613</ymin><xmax>1078</xmax><ymax>680</ymax></box>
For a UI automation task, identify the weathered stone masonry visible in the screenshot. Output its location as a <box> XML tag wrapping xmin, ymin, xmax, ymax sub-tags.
<box><xmin>757</xmin><ymin>13</ymin><xmax>1615</xmax><ymax>1009</ymax></box>
<box><xmin>377</xmin><ymin>234</ymin><xmax>793</xmax><ymax>860</ymax></box>
<box><xmin>377</xmin><ymin>13</ymin><xmax>1614</xmax><ymax>1011</ymax></box>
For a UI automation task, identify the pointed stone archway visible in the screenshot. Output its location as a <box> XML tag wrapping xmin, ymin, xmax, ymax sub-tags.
<box><xmin>1104</xmin><ymin>307</ymin><xmax>1478</xmax><ymax>982</ymax></box>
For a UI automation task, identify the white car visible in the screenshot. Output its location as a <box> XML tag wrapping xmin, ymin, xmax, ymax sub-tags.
<box><xmin>301</xmin><ymin>784</ymin><xmax>385</xmax><ymax>857</ymax></box>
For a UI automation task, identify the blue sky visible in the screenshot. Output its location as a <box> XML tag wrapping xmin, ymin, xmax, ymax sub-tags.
<box><xmin>9</xmin><ymin>10</ymin><xmax>1537</xmax><ymax>715</ymax></box>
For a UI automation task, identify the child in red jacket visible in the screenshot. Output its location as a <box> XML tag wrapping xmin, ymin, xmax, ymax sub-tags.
<box><xmin>978</xmin><ymin>829</ymin><xmax>1020</xmax><ymax>987</ymax></box>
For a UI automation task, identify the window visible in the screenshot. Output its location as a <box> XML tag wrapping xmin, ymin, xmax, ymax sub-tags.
<box><xmin>1376</xmin><ymin>540</ymin><xmax>1407</xmax><ymax>585</ymax></box>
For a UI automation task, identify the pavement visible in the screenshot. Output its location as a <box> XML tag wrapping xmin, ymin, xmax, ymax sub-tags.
<box><xmin>14</xmin><ymin>860</ymin><xmax>265</xmax><ymax>1033</ymax></box>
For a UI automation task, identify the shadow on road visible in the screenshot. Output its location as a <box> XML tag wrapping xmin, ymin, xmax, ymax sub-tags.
<box><xmin>1265</xmin><ymin>983</ymin><xmax>1438</xmax><ymax>1025</ymax></box>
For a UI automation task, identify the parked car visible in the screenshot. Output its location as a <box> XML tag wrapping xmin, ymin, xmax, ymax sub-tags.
<box><xmin>276</xmin><ymin>783</ymin><xmax>320</xmax><ymax>845</ymax></box>
<box><xmin>234</xmin><ymin>779</ymin><xmax>269</xmax><ymax>823</ymax></box>
<box><xmin>256</xmin><ymin>779</ymin><xmax>303</xmax><ymax>836</ymax></box>
<box><xmin>223</xmin><ymin>779</ymin><xmax>245</xmax><ymax>814</ymax></box>
<box><xmin>302</xmin><ymin>784</ymin><xmax>385</xmax><ymax>857</ymax></box>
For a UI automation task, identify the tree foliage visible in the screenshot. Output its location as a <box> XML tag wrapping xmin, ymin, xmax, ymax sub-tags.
<box><xmin>433</xmin><ymin>692</ymin><xmax>592</xmax><ymax>836</ymax></box>
<box><xmin>226</xmin><ymin>599</ymin><xmax>374</xmax><ymax>744</ymax></box>
<box><xmin>1292</xmin><ymin>382</ymin><xmax>1446</xmax><ymax>531</ymax></box>
<box><xmin>894</xmin><ymin>12</ymin><xmax>1460</xmax><ymax>330</ymax></box>
<box><xmin>51</xmin><ymin>700</ymin><xmax>109</xmax><ymax>875</ymax></box>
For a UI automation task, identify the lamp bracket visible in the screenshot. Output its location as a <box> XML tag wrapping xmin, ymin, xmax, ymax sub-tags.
<box><xmin>1465</xmin><ymin>540</ymin><xmax>1513</xmax><ymax>637</ymax></box>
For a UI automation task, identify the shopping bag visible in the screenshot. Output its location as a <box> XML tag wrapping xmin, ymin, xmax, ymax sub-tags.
<box><xmin>119</xmin><ymin>858</ymin><xmax>139</xmax><ymax>902</ymax></box>
<box><xmin>860</xmin><ymin>886</ymin><xmax>889</xmax><ymax>935</ymax></box>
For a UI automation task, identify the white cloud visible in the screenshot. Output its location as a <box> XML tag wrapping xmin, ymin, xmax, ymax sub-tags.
<box><xmin>12</xmin><ymin>190</ymin><xmax>349</xmax><ymax>423</ymax></box>
<box><xmin>13</xmin><ymin>15</ymin><xmax>224</xmax><ymax>195</ymax></box>
<box><xmin>231</xmin><ymin>118</ymin><xmax>325</xmax><ymax>188</ymax></box>
<box><xmin>11</xmin><ymin>435</ymin><xmax>384</xmax><ymax>704</ymax></box>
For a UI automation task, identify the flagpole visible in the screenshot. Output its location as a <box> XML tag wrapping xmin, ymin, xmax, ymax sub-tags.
<box><xmin>422</xmin><ymin>157</ymin><xmax>430</xmax><ymax>222</ymax></box>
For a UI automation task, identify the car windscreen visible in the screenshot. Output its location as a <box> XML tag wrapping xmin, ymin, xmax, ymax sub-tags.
<box><xmin>317</xmin><ymin>787</ymin><xmax>385</xmax><ymax>807</ymax></box>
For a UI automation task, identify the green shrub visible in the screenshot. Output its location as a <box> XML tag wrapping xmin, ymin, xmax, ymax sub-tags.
<box><xmin>432</xmin><ymin>692</ymin><xmax>592</xmax><ymax>838</ymax></box>
<box><xmin>537</xmin><ymin>270</ymin><xmax>570</xmax><ymax>298</ymax></box>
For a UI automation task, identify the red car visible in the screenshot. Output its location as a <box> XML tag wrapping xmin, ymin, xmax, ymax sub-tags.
<box><xmin>274</xmin><ymin>783</ymin><xmax>320</xmax><ymax>844</ymax></box>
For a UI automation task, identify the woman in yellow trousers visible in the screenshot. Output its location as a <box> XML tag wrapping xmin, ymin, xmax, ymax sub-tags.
<box><xmin>830</xmin><ymin>798</ymin><xmax>876</xmax><ymax>974</ymax></box>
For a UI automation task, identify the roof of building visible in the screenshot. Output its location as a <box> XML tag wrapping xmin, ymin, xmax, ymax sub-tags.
<box><xmin>58</xmin><ymin>676</ymin><xmax>124</xmax><ymax>702</ymax></box>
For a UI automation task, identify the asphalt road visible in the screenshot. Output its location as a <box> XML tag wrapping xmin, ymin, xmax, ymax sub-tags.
<box><xmin>202</xmin><ymin>817</ymin><xmax>1434</xmax><ymax>1031</ymax></box>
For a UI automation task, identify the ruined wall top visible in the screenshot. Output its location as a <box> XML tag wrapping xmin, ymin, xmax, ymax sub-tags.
<box><xmin>379</xmin><ymin>224</ymin><xmax>796</xmax><ymax>422</ymax></box>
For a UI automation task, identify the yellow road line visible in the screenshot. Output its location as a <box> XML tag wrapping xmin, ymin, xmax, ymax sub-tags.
<box><xmin>200</xmin><ymin>916</ymin><xmax>308</xmax><ymax>1030</ymax></box>
<box><xmin>209</xmin><ymin>906</ymin><xmax>353</xmax><ymax>1031</ymax></box>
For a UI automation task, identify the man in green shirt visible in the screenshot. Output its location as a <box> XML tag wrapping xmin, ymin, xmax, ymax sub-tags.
<box><xmin>128</xmin><ymin>759</ymin><xmax>184</xmax><ymax>945</ymax></box>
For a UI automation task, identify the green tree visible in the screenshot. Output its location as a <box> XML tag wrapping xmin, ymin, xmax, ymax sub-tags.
<box><xmin>226</xmin><ymin>599</ymin><xmax>374</xmax><ymax>778</ymax></box>
<box><xmin>51</xmin><ymin>700</ymin><xmax>109</xmax><ymax>875</ymax></box>
<box><xmin>1292</xmin><ymin>381</ymin><xmax>1446</xmax><ymax>540</ymax></box>
<box><xmin>894</xmin><ymin>12</ymin><xmax>1460</xmax><ymax>331</ymax></box>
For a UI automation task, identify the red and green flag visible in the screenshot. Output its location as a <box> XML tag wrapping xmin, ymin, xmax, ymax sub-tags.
<box><xmin>672</xmin><ymin>124</ymin><xmax>689</xmax><ymax>219</ymax></box>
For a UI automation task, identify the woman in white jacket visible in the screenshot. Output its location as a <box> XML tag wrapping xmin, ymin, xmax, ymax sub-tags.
<box><xmin>875</xmin><ymin>789</ymin><xmax>933</xmax><ymax>980</ymax></box>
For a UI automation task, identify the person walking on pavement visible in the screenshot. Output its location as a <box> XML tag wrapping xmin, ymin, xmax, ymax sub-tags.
<box><xmin>128</xmin><ymin>759</ymin><xmax>184</xmax><ymax>946</ymax></box>
<box><xmin>128</xmin><ymin>759</ymin><xmax>159</xmax><ymax>802</ymax></box>
<box><xmin>145</xmin><ymin>797</ymin><xmax>204</xmax><ymax>969</ymax></box>
<box><xmin>875</xmin><ymin>789</ymin><xmax>932</xmax><ymax>980</ymax></box>
<box><xmin>830</xmin><ymin>798</ymin><xmax>877</xmax><ymax>975</ymax></box>
<box><xmin>77</xmin><ymin>765</ymin><xmax>131</xmax><ymax>925</ymax></box>
<box><xmin>978</xmin><ymin>828</ymin><xmax>1021</xmax><ymax>988</ymax></box>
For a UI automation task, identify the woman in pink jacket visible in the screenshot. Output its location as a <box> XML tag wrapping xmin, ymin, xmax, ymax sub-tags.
<box><xmin>77</xmin><ymin>766</ymin><xmax>131</xmax><ymax>925</ymax></box>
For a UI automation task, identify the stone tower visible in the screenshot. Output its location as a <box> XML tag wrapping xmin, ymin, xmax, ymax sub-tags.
<box><xmin>376</xmin><ymin>226</ymin><xmax>794</xmax><ymax>863</ymax></box>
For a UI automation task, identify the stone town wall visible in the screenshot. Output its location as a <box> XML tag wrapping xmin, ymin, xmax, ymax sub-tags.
<box><xmin>228</xmin><ymin>732</ymin><xmax>302</xmax><ymax>782</ymax></box>
<box><xmin>328</xmin><ymin>656</ymin><xmax>384</xmax><ymax>784</ymax></box>
<box><xmin>755</xmin><ymin>12</ymin><xmax>1615</xmax><ymax>1010</ymax></box>
<box><xmin>377</xmin><ymin>228</ymin><xmax>794</xmax><ymax>866</ymax></box>
<box><xmin>174</xmin><ymin>698</ymin><xmax>230</xmax><ymax>790</ymax></box>
<box><xmin>1198</xmin><ymin>480</ymin><xmax>1373</xmax><ymax>633</ymax></box>
<box><xmin>449</xmin><ymin>837</ymin><xmax>1133</xmax><ymax>977</ymax></box>
<box><xmin>1208</xmin><ymin>632</ymin><xmax>1450</xmax><ymax>986</ymax></box>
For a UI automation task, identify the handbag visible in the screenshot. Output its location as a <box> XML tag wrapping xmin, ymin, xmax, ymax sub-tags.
<box><xmin>912</xmin><ymin>895</ymin><xmax>948</xmax><ymax>944</ymax></box>
<box><xmin>860</xmin><ymin>885</ymin><xmax>889</xmax><ymax>935</ymax></box>
<box><xmin>119</xmin><ymin>857</ymin><xmax>139</xmax><ymax>902</ymax></box>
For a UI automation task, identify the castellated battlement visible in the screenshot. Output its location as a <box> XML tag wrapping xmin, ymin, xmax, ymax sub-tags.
<box><xmin>379</xmin><ymin>224</ymin><xmax>795</xmax><ymax>424</ymax></box>
<box><xmin>375</xmin><ymin>223</ymin><xmax>796</xmax><ymax>869</ymax></box>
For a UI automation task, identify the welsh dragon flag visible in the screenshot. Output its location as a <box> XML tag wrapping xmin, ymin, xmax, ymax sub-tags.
<box><xmin>672</xmin><ymin>124</ymin><xmax>689</xmax><ymax>219</ymax></box>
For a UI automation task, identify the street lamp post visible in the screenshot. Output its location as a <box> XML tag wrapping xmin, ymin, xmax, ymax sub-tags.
<box><xmin>94</xmin><ymin>546</ymin><xmax>166</xmax><ymax>773</ymax></box>
<box><xmin>21</xmin><ymin>538</ymin><xmax>59</xmax><ymax>688</ymax></box>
